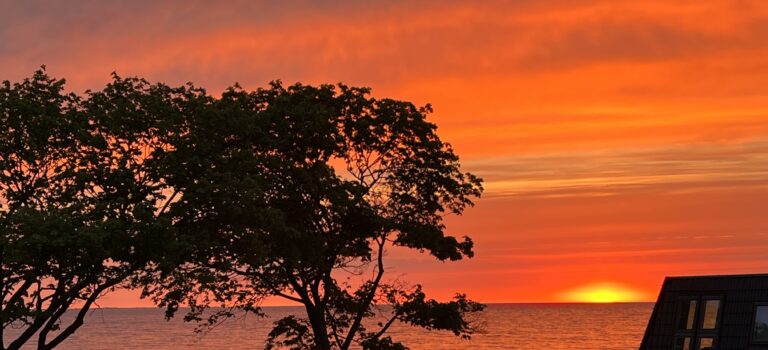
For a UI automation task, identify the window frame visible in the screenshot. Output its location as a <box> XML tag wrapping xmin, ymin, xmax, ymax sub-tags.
<box><xmin>698</xmin><ymin>296</ymin><xmax>723</xmax><ymax>332</ymax></box>
<box><xmin>696</xmin><ymin>296</ymin><xmax>723</xmax><ymax>350</ymax></box>
<box><xmin>675</xmin><ymin>296</ymin><xmax>699</xmax><ymax>334</ymax></box>
<box><xmin>673</xmin><ymin>295</ymin><xmax>724</xmax><ymax>350</ymax></box>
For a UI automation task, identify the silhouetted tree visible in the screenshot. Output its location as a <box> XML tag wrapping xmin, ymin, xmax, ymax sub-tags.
<box><xmin>1</xmin><ymin>69</ymin><xmax>484</xmax><ymax>350</ymax></box>
<box><xmin>0</xmin><ymin>69</ymin><xmax>196</xmax><ymax>349</ymax></box>
<box><xmin>150</xmin><ymin>82</ymin><xmax>485</xmax><ymax>350</ymax></box>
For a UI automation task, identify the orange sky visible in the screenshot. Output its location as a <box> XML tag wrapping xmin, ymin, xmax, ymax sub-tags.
<box><xmin>3</xmin><ymin>0</ymin><xmax>768</xmax><ymax>305</ymax></box>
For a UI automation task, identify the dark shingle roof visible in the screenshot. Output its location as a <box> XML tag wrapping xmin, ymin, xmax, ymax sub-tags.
<box><xmin>641</xmin><ymin>274</ymin><xmax>768</xmax><ymax>350</ymax></box>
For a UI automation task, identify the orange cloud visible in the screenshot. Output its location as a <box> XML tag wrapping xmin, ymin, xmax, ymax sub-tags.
<box><xmin>2</xmin><ymin>0</ymin><xmax>767</xmax><ymax>304</ymax></box>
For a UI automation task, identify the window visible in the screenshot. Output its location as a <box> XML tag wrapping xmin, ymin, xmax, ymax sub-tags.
<box><xmin>678</xmin><ymin>300</ymin><xmax>697</xmax><ymax>330</ymax></box>
<box><xmin>701</xmin><ymin>300</ymin><xmax>720</xmax><ymax>329</ymax></box>
<box><xmin>753</xmin><ymin>305</ymin><xmax>768</xmax><ymax>343</ymax></box>
<box><xmin>698</xmin><ymin>337</ymin><xmax>715</xmax><ymax>350</ymax></box>
<box><xmin>675</xmin><ymin>337</ymin><xmax>691</xmax><ymax>350</ymax></box>
<box><xmin>675</xmin><ymin>297</ymin><xmax>722</xmax><ymax>350</ymax></box>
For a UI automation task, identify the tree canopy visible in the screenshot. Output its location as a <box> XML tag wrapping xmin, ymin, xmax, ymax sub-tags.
<box><xmin>1</xmin><ymin>69</ymin><xmax>483</xmax><ymax>350</ymax></box>
<box><xmin>149</xmin><ymin>81</ymin><xmax>485</xmax><ymax>350</ymax></box>
<box><xmin>0</xmin><ymin>69</ymin><xmax>195</xmax><ymax>349</ymax></box>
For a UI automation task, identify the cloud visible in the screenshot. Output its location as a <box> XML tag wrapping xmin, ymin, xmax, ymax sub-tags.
<box><xmin>465</xmin><ymin>138</ymin><xmax>768</xmax><ymax>198</ymax></box>
<box><xmin>2</xmin><ymin>0</ymin><xmax>768</xmax><ymax>304</ymax></box>
<box><xmin>3</xmin><ymin>0</ymin><xmax>768</xmax><ymax>91</ymax></box>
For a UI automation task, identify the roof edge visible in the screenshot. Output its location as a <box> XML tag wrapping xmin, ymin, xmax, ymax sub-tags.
<box><xmin>665</xmin><ymin>272</ymin><xmax>768</xmax><ymax>280</ymax></box>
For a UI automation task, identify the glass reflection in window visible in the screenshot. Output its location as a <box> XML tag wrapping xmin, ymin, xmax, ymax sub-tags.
<box><xmin>753</xmin><ymin>306</ymin><xmax>768</xmax><ymax>343</ymax></box>
<box><xmin>675</xmin><ymin>337</ymin><xmax>691</xmax><ymax>350</ymax></box>
<box><xmin>699</xmin><ymin>337</ymin><xmax>714</xmax><ymax>350</ymax></box>
<box><xmin>701</xmin><ymin>300</ymin><xmax>720</xmax><ymax>330</ymax></box>
<box><xmin>678</xmin><ymin>300</ymin><xmax>697</xmax><ymax>330</ymax></box>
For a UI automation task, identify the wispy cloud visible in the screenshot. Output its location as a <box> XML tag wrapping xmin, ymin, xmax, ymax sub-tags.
<box><xmin>466</xmin><ymin>139</ymin><xmax>768</xmax><ymax>198</ymax></box>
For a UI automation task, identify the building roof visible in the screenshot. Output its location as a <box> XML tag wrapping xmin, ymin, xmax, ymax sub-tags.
<box><xmin>641</xmin><ymin>274</ymin><xmax>768</xmax><ymax>350</ymax></box>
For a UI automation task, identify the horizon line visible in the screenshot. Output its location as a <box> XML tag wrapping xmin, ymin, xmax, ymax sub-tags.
<box><xmin>75</xmin><ymin>301</ymin><xmax>655</xmax><ymax>310</ymax></box>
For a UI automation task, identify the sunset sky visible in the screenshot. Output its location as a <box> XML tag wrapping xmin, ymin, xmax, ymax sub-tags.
<box><xmin>3</xmin><ymin>0</ymin><xmax>768</xmax><ymax>306</ymax></box>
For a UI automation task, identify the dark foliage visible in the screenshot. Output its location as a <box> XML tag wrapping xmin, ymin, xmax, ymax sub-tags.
<box><xmin>148</xmin><ymin>81</ymin><xmax>485</xmax><ymax>349</ymax></box>
<box><xmin>1</xmin><ymin>69</ymin><xmax>484</xmax><ymax>350</ymax></box>
<box><xmin>0</xmin><ymin>69</ymin><xmax>196</xmax><ymax>349</ymax></box>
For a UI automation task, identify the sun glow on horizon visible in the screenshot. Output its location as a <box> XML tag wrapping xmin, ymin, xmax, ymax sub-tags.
<box><xmin>558</xmin><ymin>282</ymin><xmax>649</xmax><ymax>303</ymax></box>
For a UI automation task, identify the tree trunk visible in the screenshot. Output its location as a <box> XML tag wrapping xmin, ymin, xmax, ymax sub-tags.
<box><xmin>305</xmin><ymin>304</ymin><xmax>332</xmax><ymax>350</ymax></box>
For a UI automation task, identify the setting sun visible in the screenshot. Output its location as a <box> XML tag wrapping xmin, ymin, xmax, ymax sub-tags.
<box><xmin>559</xmin><ymin>283</ymin><xmax>649</xmax><ymax>303</ymax></box>
<box><xmin>4</xmin><ymin>1</ymin><xmax>768</xmax><ymax>348</ymax></box>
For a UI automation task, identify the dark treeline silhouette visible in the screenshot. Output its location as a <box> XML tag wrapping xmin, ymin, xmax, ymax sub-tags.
<box><xmin>0</xmin><ymin>68</ymin><xmax>484</xmax><ymax>350</ymax></box>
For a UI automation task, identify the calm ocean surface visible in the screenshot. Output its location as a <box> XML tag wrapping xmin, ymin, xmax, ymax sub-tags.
<box><xmin>7</xmin><ymin>303</ymin><xmax>653</xmax><ymax>349</ymax></box>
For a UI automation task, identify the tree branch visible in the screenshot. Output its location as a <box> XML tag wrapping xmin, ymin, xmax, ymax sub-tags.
<box><xmin>41</xmin><ymin>283</ymin><xmax>111</xmax><ymax>350</ymax></box>
<box><xmin>373</xmin><ymin>310</ymin><xmax>402</xmax><ymax>340</ymax></box>
<box><xmin>341</xmin><ymin>236</ymin><xmax>386</xmax><ymax>350</ymax></box>
<box><xmin>157</xmin><ymin>189</ymin><xmax>179</xmax><ymax>216</ymax></box>
<box><xmin>232</xmin><ymin>268</ymin><xmax>303</xmax><ymax>303</ymax></box>
<box><xmin>324</xmin><ymin>309</ymin><xmax>345</xmax><ymax>350</ymax></box>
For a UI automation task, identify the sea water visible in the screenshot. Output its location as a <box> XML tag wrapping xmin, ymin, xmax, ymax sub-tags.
<box><xmin>5</xmin><ymin>303</ymin><xmax>653</xmax><ymax>349</ymax></box>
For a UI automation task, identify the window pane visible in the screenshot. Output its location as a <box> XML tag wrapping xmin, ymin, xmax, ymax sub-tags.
<box><xmin>702</xmin><ymin>300</ymin><xmax>720</xmax><ymax>329</ymax></box>
<box><xmin>675</xmin><ymin>337</ymin><xmax>691</xmax><ymax>350</ymax></box>
<box><xmin>753</xmin><ymin>306</ymin><xmax>768</xmax><ymax>343</ymax></box>
<box><xmin>699</xmin><ymin>337</ymin><xmax>714</xmax><ymax>350</ymax></box>
<box><xmin>679</xmin><ymin>300</ymin><xmax>697</xmax><ymax>330</ymax></box>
